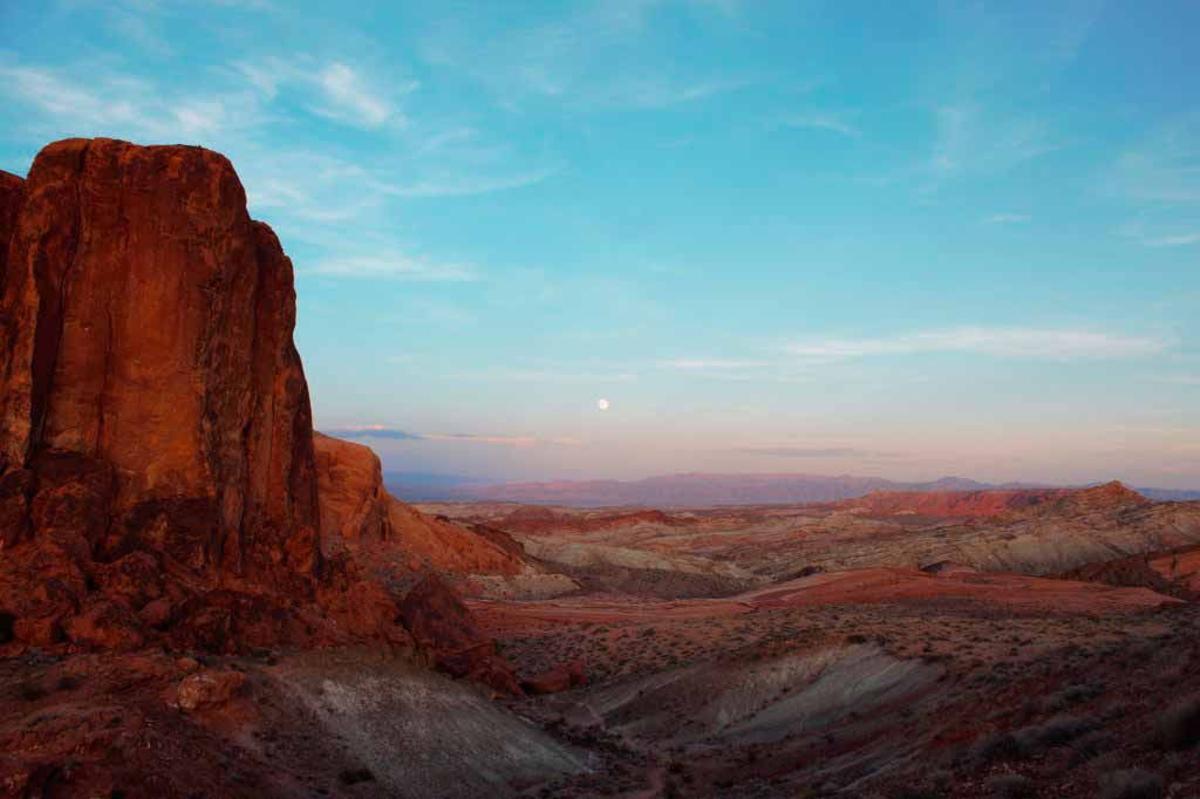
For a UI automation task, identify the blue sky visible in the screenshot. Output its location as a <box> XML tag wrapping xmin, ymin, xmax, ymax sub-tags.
<box><xmin>1</xmin><ymin>1</ymin><xmax>1198</xmax><ymax>487</ymax></box>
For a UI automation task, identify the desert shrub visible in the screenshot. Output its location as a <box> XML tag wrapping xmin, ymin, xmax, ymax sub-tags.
<box><xmin>55</xmin><ymin>675</ymin><xmax>81</xmax><ymax>692</ymax></box>
<box><xmin>1153</xmin><ymin>694</ymin><xmax>1200</xmax><ymax>751</ymax></box>
<box><xmin>18</xmin><ymin>681</ymin><xmax>47</xmax><ymax>702</ymax></box>
<box><xmin>1097</xmin><ymin>769</ymin><xmax>1164</xmax><ymax>799</ymax></box>
<box><xmin>1043</xmin><ymin>682</ymin><xmax>1103</xmax><ymax>712</ymax></box>
<box><xmin>972</xmin><ymin>731</ymin><xmax>1021</xmax><ymax>764</ymax></box>
<box><xmin>986</xmin><ymin>773</ymin><xmax>1034</xmax><ymax>798</ymax></box>
<box><xmin>1012</xmin><ymin>714</ymin><xmax>1096</xmax><ymax>754</ymax></box>
<box><xmin>974</xmin><ymin>715</ymin><xmax>1097</xmax><ymax>764</ymax></box>
<box><xmin>338</xmin><ymin>768</ymin><xmax>375</xmax><ymax>785</ymax></box>
<box><xmin>1069</xmin><ymin>729</ymin><xmax>1117</xmax><ymax>764</ymax></box>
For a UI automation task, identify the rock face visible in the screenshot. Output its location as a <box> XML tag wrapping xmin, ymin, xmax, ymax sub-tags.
<box><xmin>314</xmin><ymin>430</ymin><xmax>525</xmax><ymax>575</ymax></box>
<box><xmin>313</xmin><ymin>432</ymin><xmax>390</xmax><ymax>547</ymax></box>
<box><xmin>0</xmin><ymin>138</ymin><xmax>319</xmax><ymax>583</ymax></box>
<box><xmin>0</xmin><ymin>138</ymin><xmax>323</xmax><ymax>648</ymax></box>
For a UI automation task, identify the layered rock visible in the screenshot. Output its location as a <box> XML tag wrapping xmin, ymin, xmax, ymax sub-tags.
<box><xmin>0</xmin><ymin>139</ymin><xmax>324</xmax><ymax>649</ymax></box>
<box><xmin>313</xmin><ymin>432</ymin><xmax>391</xmax><ymax>547</ymax></box>
<box><xmin>313</xmin><ymin>430</ymin><xmax>525</xmax><ymax>575</ymax></box>
<box><xmin>0</xmin><ymin>138</ymin><xmax>318</xmax><ymax>583</ymax></box>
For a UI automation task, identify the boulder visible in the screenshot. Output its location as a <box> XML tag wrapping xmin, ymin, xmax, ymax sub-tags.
<box><xmin>399</xmin><ymin>573</ymin><xmax>521</xmax><ymax>695</ymax></box>
<box><xmin>175</xmin><ymin>669</ymin><xmax>247</xmax><ymax>712</ymax></box>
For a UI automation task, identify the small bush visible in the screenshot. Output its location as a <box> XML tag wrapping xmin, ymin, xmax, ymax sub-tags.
<box><xmin>18</xmin><ymin>681</ymin><xmax>47</xmax><ymax>702</ymax></box>
<box><xmin>973</xmin><ymin>731</ymin><xmax>1020</xmax><ymax>764</ymax></box>
<box><xmin>338</xmin><ymin>768</ymin><xmax>375</xmax><ymax>785</ymax></box>
<box><xmin>1098</xmin><ymin>768</ymin><xmax>1164</xmax><ymax>799</ymax></box>
<box><xmin>1043</xmin><ymin>682</ymin><xmax>1103</xmax><ymax>712</ymax></box>
<box><xmin>986</xmin><ymin>774</ymin><xmax>1034</xmax><ymax>798</ymax></box>
<box><xmin>1153</xmin><ymin>694</ymin><xmax>1200</xmax><ymax>751</ymax></box>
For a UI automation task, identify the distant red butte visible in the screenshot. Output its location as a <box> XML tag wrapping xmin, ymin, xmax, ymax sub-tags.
<box><xmin>834</xmin><ymin>482</ymin><xmax>1151</xmax><ymax>520</ymax></box>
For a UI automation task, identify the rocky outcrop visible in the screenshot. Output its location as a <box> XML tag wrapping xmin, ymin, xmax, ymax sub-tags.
<box><xmin>399</xmin><ymin>573</ymin><xmax>521</xmax><ymax>695</ymax></box>
<box><xmin>838</xmin><ymin>488</ymin><xmax>1070</xmax><ymax>519</ymax></box>
<box><xmin>0</xmin><ymin>138</ymin><xmax>326</xmax><ymax>650</ymax></box>
<box><xmin>313</xmin><ymin>432</ymin><xmax>390</xmax><ymax>547</ymax></box>
<box><xmin>0</xmin><ymin>138</ymin><xmax>318</xmax><ymax>582</ymax></box>
<box><xmin>313</xmin><ymin>430</ymin><xmax>526</xmax><ymax>575</ymax></box>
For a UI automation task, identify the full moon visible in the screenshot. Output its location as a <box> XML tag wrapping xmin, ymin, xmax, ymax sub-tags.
<box><xmin>596</xmin><ymin>398</ymin><xmax>611</xmax><ymax>411</ymax></box>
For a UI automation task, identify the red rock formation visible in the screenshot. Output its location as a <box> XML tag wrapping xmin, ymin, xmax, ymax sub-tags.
<box><xmin>838</xmin><ymin>488</ymin><xmax>1070</xmax><ymax>519</ymax></box>
<box><xmin>0</xmin><ymin>138</ymin><xmax>318</xmax><ymax>582</ymax></box>
<box><xmin>314</xmin><ymin>432</ymin><xmax>391</xmax><ymax>547</ymax></box>
<box><xmin>0</xmin><ymin>139</ymin><xmax>324</xmax><ymax>650</ymax></box>
<box><xmin>313</xmin><ymin>430</ymin><xmax>525</xmax><ymax>574</ymax></box>
<box><xmin>0</xmin><ymin>138</ymin><xmax>529</xmax><ymax>695</ymax></box>
<box><xmin>399</xmin><ymin>573</ymin><xmax>521</xmax><ymax>695</ymax></box>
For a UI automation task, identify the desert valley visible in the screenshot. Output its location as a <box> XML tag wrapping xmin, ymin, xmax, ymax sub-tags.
<box><xmin>0</xmin><ymin>138</ymin><xmax>1199</xmax><ymax>799</ymax></box>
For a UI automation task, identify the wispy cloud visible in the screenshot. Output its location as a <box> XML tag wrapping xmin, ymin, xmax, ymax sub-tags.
<box><xmin>322</xmin><ymin>426</ymin><xmax>423</xmax><ymax>440</ymax></box>
<box><xmin>426</xmin><ymin>433</ymin><xmax>583</xmax><ymax>448</ymax></box>
<box><xmin>785</xmin><ymin>327</ymin><xmax>1167</xmax><ymax>361</ymax></box>
<box><xmin>658</xmin><ymin>358</ymin><xmax>770</xmax><ymax>371</ymax></box>
<box><xmin>319</xmin><ymin>427</ymin><xmax>582</xmax><ymax>448</ymax></box>
<box><xmin>0</xmin><ymin>64</ymin><xmax>257</xmax><ymax>143</ymax></box>
<box><xmin>780</xmin><ymin>111</ymin><xmax>860</xmax><ymax>138</ymax></box>
<box><xmin>930</xmin><ymin>104</ymin><xmax>1056</xmax><ymax>180</ymax></box>
<box><xmin>1153</xmin><ymin>375</ymin><xmax>1200</xmax><ymax>386</ymax></box>
<box><xmin>443</xmin><ymin>367</ymin><xmax>638</xmax><ymax>383</ymax></box>
<box><xmin>732</xmin><ymin>446</ymin><xmax>898</xmax><ymax>459</ymax></box>
<box><xmin>377</xmin><ymin>166</ymin><xmax>558</xmax><ymax>198</ymax></box>
<box><xmin>418</xmin><ymin>3</ymin><xmax>750</xmax><ymax>112</ymax></box>
<box><xmin>1145</xmin><ymin>233</ymin><xmax>1200</xmax><ymax>247</ymax></box>
<box><xmin>312</xmin><ymin>62</ymin><xmax>411</xmax><ymax>128</ymax></box>
<box><xmin>233</xmin><ymin>57</ymin><xmax>414</xmax><ymax>129</ymax></box>
<box><xmin>986</xmin><ymin>212</ymin><xmax>1031</xmax><ymax>224</ymax></box>
<box><xmin>309</xmin><ymin>254</ymin><xmax>478</xmax><ymax>281</ymax></box>
<box><xmin>1108</xmin><ymin>114</ymin><xmax>1200</xmax><ymax>204</ymax></box>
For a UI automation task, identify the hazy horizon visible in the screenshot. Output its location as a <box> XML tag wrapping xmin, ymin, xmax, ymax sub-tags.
<box><xmin>2</xmin><ymin>1</ymin><xmax>1198</xmax><ymax>488</ymax></box>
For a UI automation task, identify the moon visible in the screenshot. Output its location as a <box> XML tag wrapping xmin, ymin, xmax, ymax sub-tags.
<box><xmin>596</xmin><ymin>398</ymin><xmax>611</xmax><ymax>411</ymax></box>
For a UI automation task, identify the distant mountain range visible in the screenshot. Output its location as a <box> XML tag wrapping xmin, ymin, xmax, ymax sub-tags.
<box><xmin>384</xmin><ymin>471</ymin><xmax>1200</xmax><ymax>507</ymax></box>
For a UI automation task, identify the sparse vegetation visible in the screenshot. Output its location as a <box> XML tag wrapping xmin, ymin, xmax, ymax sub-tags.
<box><xmin>1153</xmin><ymin>694</ymin><xmax>1200</xmax><ymax>751</ymax></box>
<box><xmin>1098</xmin><ymin>768</ymin><xmax>1164</xmax><ymax>799</ymax></box>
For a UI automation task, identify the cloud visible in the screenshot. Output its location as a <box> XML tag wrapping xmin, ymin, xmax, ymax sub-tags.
<box><xmin>658</xmin><ymin>358</ymin><xmax>770</xmax><ymax>370</ymax></box>
<box><xmin>780</xmin><ymin>112</ymin><xmax>860</xmax><ymax>138</ymax></box>
<box><xmin>785</xmin><ymin>327</ymin><xmax>1167</xmax><ymax>361</ymax></box>
<box><xmin>0</xmin><ymin>64</ymin><xmax>256</xmax><ymax>143</ymax></box>
<box><xmin>322</xmin><ymin>426</ymin><xmax>424</xmax><ymax>440</ymax></box>
<box><xmin>930</xmin><ymin>104</ymin><xmax>1056</xmax><ymax>180</ymax></box>
<box><xmin>231</xmin><ymin>57</ymin><xmax>414</xmax><ymax>129</ymax></box>
<box><xmin>308</xmin><ymin>254</ymin><xmax>478</xmax><ymax>281</ymax></box>
<box><xmin>426</xmin><ymin>433</ymin><xmax>584</xmax><ymax>448</ymax></box>
<box><xmin>417</xmin><ymin>3</ymin><xmax>750</xmax><ymax>112</ymax></box>
<box><xmin>732</xmin><ymin>446</ymin><xmax>897</xmax><ymax>459</ymax></box>
<box><xmin>1153</xmin><ymin>375</ymin><xmax>1200</xmax><ymax>386</ymax></box>
<box><xmin>312</xmin><ymin>62</ymin><xmax>410</xmax><ymax>128</ymax></box>
<box><xmin>442</xmin><ymin>367</ymin><xmax>638</xmax><ymax>383</ymax></box>
<box><xmin>1108</xmin><ymin>114</ymin><xmax>1200</xmax><ymax>204</ymax></box>
<box><xmin>1144</xmin><ymin>233</ymin><xmax>1200</xmax><ymax>248</ymax></box>
<box><xmin>321</xmin><ymin>428</ymin><xmax>581</xmax><ymax>447</ymax></box>
<box><xmin>377</xmin><ymin>166</ymin><xmax>558</xmax><ymax>198</ymax></box>
<box><xmin>986</xmin><ymin>213</ymin><xmax>1031</xmax><ymax>224</ymax></box>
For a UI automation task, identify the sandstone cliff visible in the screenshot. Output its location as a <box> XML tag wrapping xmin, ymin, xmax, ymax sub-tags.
<box><xmin>0</xmin><ymin>140</ymin><xmax>344</xmax><ymax>653</ymax></box>
<box><xmin>0</xmin><ymin>139</ymin><xmax>319</xmax><ymax>593</ymax></box>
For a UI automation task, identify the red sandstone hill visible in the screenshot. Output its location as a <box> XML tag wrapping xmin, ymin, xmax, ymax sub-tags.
<box><xmin>834</xmin><ymin>481</ymin><xmax>1149</xmax><ymax>519</ymax></box>
<box><xmin>0</xmin><ymin>138</ymin><xmax>527</xmax><ymax>694</ymax></box>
